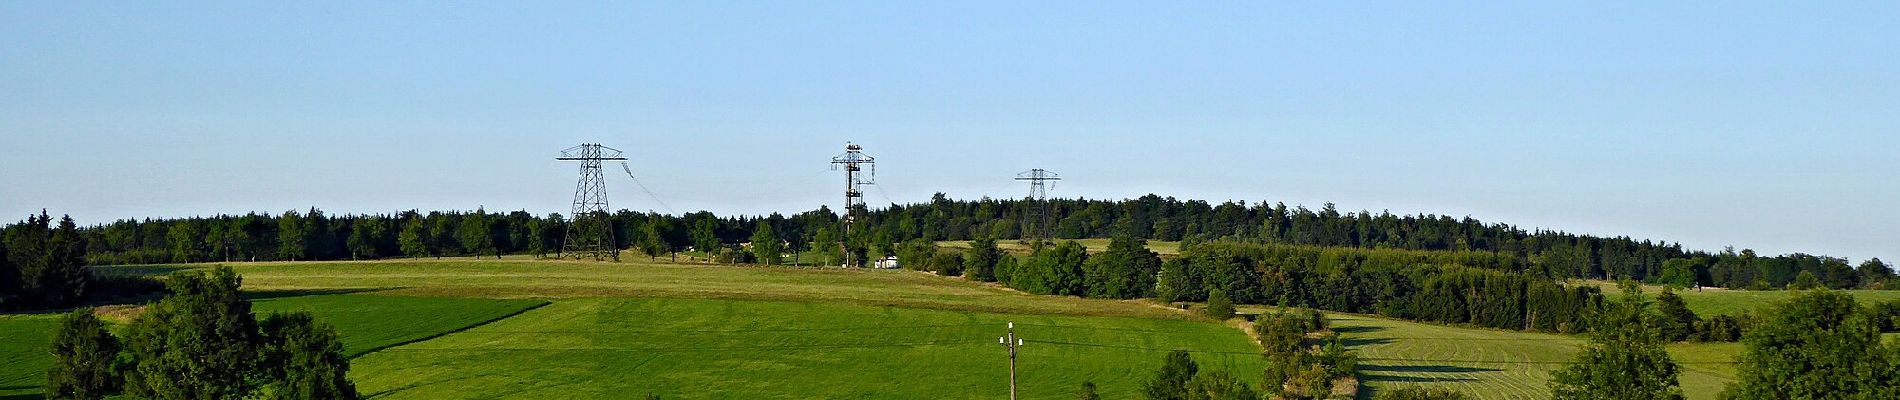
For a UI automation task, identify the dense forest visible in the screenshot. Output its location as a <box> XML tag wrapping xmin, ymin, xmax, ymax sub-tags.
<box><xmin>6</xmin><ymin>194</ymin><xmax>1894</xmax><ymax>311</ymax></box>
<box><xmin>44</xmin><ymin>194</ymin><xmax>1893</xmax><ymax>290</ymax></box>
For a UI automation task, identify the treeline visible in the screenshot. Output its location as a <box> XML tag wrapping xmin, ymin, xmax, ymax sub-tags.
<box><xmin>39</xmin><ymin>193</ymin><xmax>1898</xmax><ymax>289</ymax></box>
<box><xmin>1158</xmin><ymin>242</ymin><xmax>1604</xmax><ymax>333</ymax></box>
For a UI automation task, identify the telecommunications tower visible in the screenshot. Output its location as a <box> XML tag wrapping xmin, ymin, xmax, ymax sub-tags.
<box><xmin>830</xmin><ymin>142</ymin><xmax>876</xmax><ymax>267</ymax></box>
<box><xmin>1015</xmin><ymin>169</ymin><xmax>1060</xmax><ymax>244</ymax></box>
<box><xmin>558</xmin><ymin>143</ymin><xmax>626</xmax><ymax>261</ymax></box>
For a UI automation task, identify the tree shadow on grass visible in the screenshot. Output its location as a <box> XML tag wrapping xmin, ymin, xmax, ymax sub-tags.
<box><xmin>87</xmin><ymin>264</ymin><xmax>193</xmax><ymax>277</ymax></box>
<box><xmin>1341</xmin><ymin>337</ymin><xmax>1396</xmax><ymax>347</ymax></box>
<box><xmin>1332</xmin><ymin>325</ymin><xmax>1388</xmax><ymax>334</ymax></box>
<box><xmin>1362</xmin><ymin>364</ymin><xmax>1503</xmax><ymax>374</ymax></box>
<box><xmin>0</xmin><ymin>388</ymin><xmax>42</xmax><ymax>400</ymax></box>
<box><xmin>1361</xmin><ymin>374</ymin><xmax>1483</xmax><ymax>383</ymax></box>
<box><xmin>242</xmin><ymin>287</ymin><xmax>407</xmax><ymax>301</ymax></box>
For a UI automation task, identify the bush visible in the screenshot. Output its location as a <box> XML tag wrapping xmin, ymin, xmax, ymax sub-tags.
<box><xmin>1724</xmin><ymin>290</ymin><xmax>1899</xmax><ymax>399</ymax></box>
<box><xmin>1204</xmin><ymin>289</ymin><xmax>1235</xmax><ymax>320</ymax></box>
<box><xmin>932</xmin><ymin>252</ymin><xmax>964</xmax><ymax>277</ymax></box>
<box><xmin>1075</xmin><ymin>381</ymin><xmax>1100</xmax><ymax>400</ymax></box>
<box><xmin>46</xmin><ymin>309</ymin><xmax>121</xmax><ymax>400</ymax></box>
<box><xmin>1871</xmin><ymin>299</ymin><xmax>1900</xmax><ymax>332</ymax></box>
<box><xmin>963</xmin><ymin>237</ymin><xmax>1001</xmax><ymax>282</ymax></box>
<box><xmin>124</xmin><ymin>267</ymin><xmax>262</xmax><ymax>399</ymax></box>
<box><xmin>1374</xmin><ymin>386</ymin><xmax>1468</xmax><ymax>400</ymax></box>
<box><xmin>1691</xmin><ymin>315</ymin><xmax>1744</xmax><ymax>342</ymax></box>
<box><xmin>259</xmin><ymin>313</ymin><xmax>359</xmax><ymax>400</ymax></box>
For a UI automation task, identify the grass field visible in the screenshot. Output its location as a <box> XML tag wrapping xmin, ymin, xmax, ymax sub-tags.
<box><xmin>0</xmin><ymin>293</ymin><xmax>544</xmax><ymax>399</ymax></box>
<box><xmin>7</xmin><ymin>259</ymin><xmax>1894</xmax><ymax>399</ymax></box>
<box><xmin>139</xmin><ymin>260</ymin><xmax>1192</xmax><ymax>319</ymax></box>
<box><xmin>1574</xmin><ymin>280</ymin><xmax>1900</xmax><ymax>316</ymax></box>
<box><xmin>0</xmin><ymin>314</ymin><xmax>58</xmax><ymax>398</ymax></box>
<box><xmin>349</xmin><ymin>297</ymin><xmax>1263</xmax><ymax>399</ymax></box>
<box><xmin>1326</xmin><ymin>312</ymin><xmax>1739</xmax><ymax>400</ymax></box>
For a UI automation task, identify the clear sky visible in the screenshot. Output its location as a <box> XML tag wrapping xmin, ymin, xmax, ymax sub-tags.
<box><xmin>2</xmin><ymin>2</ymin><xmax>1895</xmax><ymax>262</ymax></box>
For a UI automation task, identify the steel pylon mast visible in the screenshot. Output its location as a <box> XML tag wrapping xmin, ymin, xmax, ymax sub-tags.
<box><xmin>558</xmin><ymin>143</ymin><xmax>627</xmax><ymax>261</ymax></box>
<box><xmin>1015</xmin><ymin>169</ymin><xmax>1060</xmax><ymax>244</ymax></box>
<box><xmin>830</xmin><ymin>142</ymin><xmax>876</xmax><ymax>267</ymax></box>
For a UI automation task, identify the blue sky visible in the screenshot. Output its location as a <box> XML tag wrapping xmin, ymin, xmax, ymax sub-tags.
<box><xmin>2</xmin><ymin>1</ymin><xmax>1895</xmax><ymax>261</ymax></box>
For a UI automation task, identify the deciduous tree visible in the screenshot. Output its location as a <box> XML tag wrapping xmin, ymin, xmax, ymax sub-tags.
<box><xmin>1723</xmin><ymin>290</ymin><xmax>1899</xmax><ymax>399</ymax></box>
<box><xmin>1548</xmin><ymin>282</ymin><xmax>1683</xmax><ymax>400</ymax></box>
<box><xmin>45</xmin><ymin>309</ymin><xmax>121</xmax><ymax>400</ymax></box>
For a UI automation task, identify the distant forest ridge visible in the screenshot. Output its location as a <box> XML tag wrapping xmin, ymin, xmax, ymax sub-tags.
<box><xmin>25</xmin><ymin>193</ymin><xmax>1893</xmax><ymax>290</ymax></box>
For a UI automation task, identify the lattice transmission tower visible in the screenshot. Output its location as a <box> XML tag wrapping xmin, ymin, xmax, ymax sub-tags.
<box><xmin>1016</xmin><ymin>169</ymin><xmax>1060</xmax><ymax>244</ymax></box>
<box><xmin>558</xmin><ymin>143</ymin><xmax>626</xmax><ymax>261</ymax></box>
<box><xmin>830</xmin><ymin>142</ymin><xmax>876</xmax><ymax>267</ymax></box>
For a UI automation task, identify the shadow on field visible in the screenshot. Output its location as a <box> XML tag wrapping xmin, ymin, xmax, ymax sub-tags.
<box><xmin>1362</xmin><ymin>364</ymin><xmax>1502</xmax><ymax>374</ymax></box>
<box><xmin>0</xmin><ymin>388</ymin><xmax>43</xmax><ymax>400</ymax></box>
<box><xmin>242</xmin><ymin>287</ymin><xmax>406</xmax><ymax>301</ymax></box>
<box><xmin>1362</xmin><ymin>374</ymin><xmax>1483</xmax><ymax>383</ymax></box>
<box><xmin>1341</xmin><ymin>337</ymin><xmax>1396</xmax><ymax>347</ymax></box>
<box><xmin>88</xmin><ymin>265</ymin><xmax>193</xmax><ymax>277</ymax></box>
<box><xmin>1332</xmin><ymin>325</ymin><xmax>1388</xmax><ymax>334</ymax></box>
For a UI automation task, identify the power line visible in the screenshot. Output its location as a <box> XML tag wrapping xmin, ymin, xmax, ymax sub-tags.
<box><xmin>620</xmin><ymin>162</ymin><xmax>677</xmax><ymax>215</ymax></box>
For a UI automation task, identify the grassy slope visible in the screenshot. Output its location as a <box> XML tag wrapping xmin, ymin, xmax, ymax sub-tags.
<box><xmin>1572</xmin><ymin>280</ymin><xmax>1900</xmax><ymax>316</ymax></box>
<box><xmin>0</xmin><ymin>294</ymin><xmax>543</xmax><ymax>399</ymax></box>
<box><xmin>1330</xmin><ymin>312</ymin><xmax>1739</xmax><ymax>400</ymax></box>
<box><xmin>0</xmin><ymin>315</ymin><xmax>57</xmax><ymax>397</ymax></box>
<box><xmin>351</xmin><ymin>297</ymin><xmax>1263</xmax><ymax>399</ymax></box>
<box><xmin>141</xmin><ymin>260</ymin><xmax>1192</xmax><ymax>320</ymax></box>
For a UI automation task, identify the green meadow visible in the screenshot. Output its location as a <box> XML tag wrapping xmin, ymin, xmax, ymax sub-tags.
<box><xmin>3</xmin><ymin>259</ymin><xmax>1897</xmax><ymax>399</ymax></box>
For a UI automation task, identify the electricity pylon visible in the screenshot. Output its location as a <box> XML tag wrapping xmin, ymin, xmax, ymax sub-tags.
<box><xmin>1015</xmin><ymin>169</ymin><xmax>1060</xmax><ymax>245</ymax></box>
<box><xmin>558</xmin><ymin>143</ymin><xmax>626</xmax><ymax>261</ymax></box>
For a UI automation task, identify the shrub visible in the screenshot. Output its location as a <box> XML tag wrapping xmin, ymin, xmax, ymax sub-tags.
<box><xmin>1374</xmin><ymin>387</ymin><xmax>1468</xmax><ymax>400</ymax></box>
<box><xmin>259</xmin><ymin>312</ymin><xmax>359</xmax><ymax>400</ymax></box>
<box><xmin>931</xmin><ymin>252</ymin><xmax>964</xmax><ymax>277</ymax></box>
<box><xmin>46</xmin><ymin>309</ymin><xmax>122</xmax><ymax>400</ymax></box>
<box><xmin>1204</xmin><ymin>289</ymin><xmax>1235</xmax><ymax>320</ymax></box>
<box><xmin>1075</xmin><ymin>381</ymin><xmax>1100</xmax><ymax>400</ymax></box>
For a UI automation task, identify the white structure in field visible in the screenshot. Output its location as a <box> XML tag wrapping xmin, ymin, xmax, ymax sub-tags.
<box><xmin>873</xmin><ymin>256</ymin><xmax>900</xmax><ymax>269</ymax></box>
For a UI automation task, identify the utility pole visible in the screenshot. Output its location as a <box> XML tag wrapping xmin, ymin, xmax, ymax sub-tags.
<box><xmin>830</xmin><ymin>142</ymin><xmax>876</xmax><ymax>267</ymax></box>
<box><xmin>557</xmin><ymin>143</ymin><xmax>627</xmax><ymax>262</ymax></box>
<box><xmin>1015</xmin><ymin>169</ymin><xmax>1061</xmax><ymax>245</ymax></box>
<box><xmin>999</xmin><ymin>321</ymin><xmax>1022</xmax><ymax>400</ymax></box>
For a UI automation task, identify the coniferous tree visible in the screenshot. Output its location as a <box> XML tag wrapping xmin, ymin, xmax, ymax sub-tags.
<box><xmin>44</xmin><ymin>215</ymin><xmax>89</xmax><ymax>305</ymax></box>
<box><xmin>1548</xmin><ymin>282</ymin><xmax>1683</xmax><ymax>400</ymax></box>
<box><xmin>45</xmin><ymin>309</ymin><xmax>121</xmax><ymax>400</ymax></box>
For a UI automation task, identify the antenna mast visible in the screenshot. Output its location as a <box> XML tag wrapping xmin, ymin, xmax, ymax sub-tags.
<box><xmin>830</xmin><ymin>142</ymin><xmax>876</xmax><ymax>267</ymax></box>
